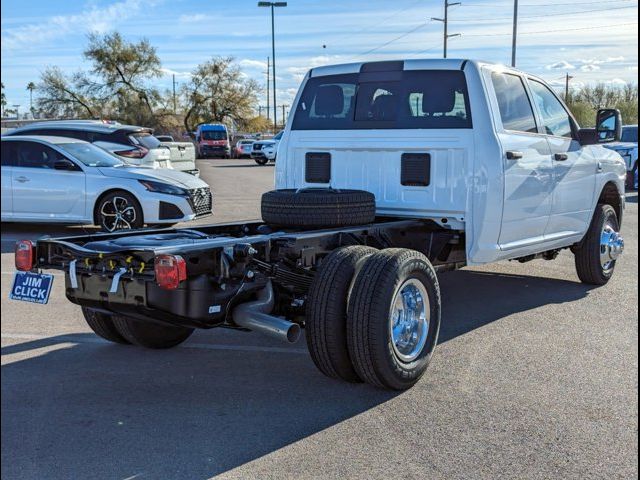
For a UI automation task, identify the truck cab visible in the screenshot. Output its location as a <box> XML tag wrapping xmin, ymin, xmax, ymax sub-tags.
<box><xmin>276</xmin><ymin>59</ymin><xmax>626</xmax><ymax>265</ymax></box>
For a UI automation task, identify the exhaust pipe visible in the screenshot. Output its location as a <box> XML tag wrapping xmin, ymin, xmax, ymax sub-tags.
<box><xmin>232</xmin><ymin>280</ymin><xmax>301</xmax><ymax>343</ymax></box>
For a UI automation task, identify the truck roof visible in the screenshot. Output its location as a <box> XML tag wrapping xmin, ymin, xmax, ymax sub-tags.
<box><xmin>197</xmin><ymin>124</ymin><xmax>227</xmax><ymax>130</ymax></box>
<box><xmin>308</xmin><ymin>58</ymin><xmax>509</xmax><ymax>78</ymax></box>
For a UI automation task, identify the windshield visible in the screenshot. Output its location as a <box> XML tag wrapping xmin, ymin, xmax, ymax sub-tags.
<box><xmin>292</xmin><ymin>70</ymin><xmax>472</xmax><ymax>130</ymax></box>
<box><xmin>129</xmin><ymin>132</ymin><xmax>162</xmax><ymax>149</ymax></box>
<box><xmin>621</xmin><ymin>126</ymin><xmax>638</xmax><ymax>143</ymax></box>
<box><xmin>201</xmin><ymin>130</ymin><xmax>227</xmax><ymax>140</ymax></box>
<box><xmin>60</xmin><ymin>142</ymin><xmax>124</xmax><ymax>167</ymax></box>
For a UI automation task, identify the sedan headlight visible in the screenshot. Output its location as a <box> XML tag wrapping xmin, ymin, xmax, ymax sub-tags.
<box><xmin>138</xmin><ymin>180</ymin><xmax>188</xmax><ymax>196</ymax></box>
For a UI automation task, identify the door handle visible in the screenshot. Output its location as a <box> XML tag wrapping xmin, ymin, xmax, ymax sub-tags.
<box><xmin>506</xmin><ymin>151</ymin><xmax>523</xmax><ymax>160</ymax></box>
<box><xmin>14</xmin><ymin>176</ymin><xmax>30</xmax><ymax>183</ymax></box>
<box><xmin>554</xmin><ymin>153</ymin><xmax>568</xmax><ymax>161</ymax></box>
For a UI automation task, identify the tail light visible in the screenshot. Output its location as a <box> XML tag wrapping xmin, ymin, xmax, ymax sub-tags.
<box><xmin>15</xmin><ymin>240</ymin><xmax>35</xmax><ymax>271</ymax></box>
<box><xmin>154</xmin><ymin>254</ymin><xmax>187</xmax><ymax>290</ymax></box>
<box><xmin>115</xmin><ymin>146</ymin><xmax>149</xmax><ymax>159</ymax></box>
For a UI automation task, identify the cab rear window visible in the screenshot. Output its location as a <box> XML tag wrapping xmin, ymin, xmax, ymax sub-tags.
<box><xmin>292</xmin><ymin>70</ymin><xmax>472</xmax><ymax>130</ymax></box>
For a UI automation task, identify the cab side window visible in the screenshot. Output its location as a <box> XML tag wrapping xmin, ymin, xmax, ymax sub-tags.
<box><xmin>491</xmin><ymin>72</ymin><xmax>538</xmax><ymax>134</ymax></box>
<box><xmin>528</xmin><ymin>80</ymin><xmax>573</xmax><ymax>138</ymax></box>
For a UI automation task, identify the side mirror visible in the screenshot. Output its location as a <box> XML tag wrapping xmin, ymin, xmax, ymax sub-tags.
<box><xmin>596</xmin><ymin>108</ymin><xmax>622</xmax><ymax>143</ymax></box>
<box><xmin>53</xmin><ymin>159</ymin><xmax>77</xmax><ymax>171</ymax></box>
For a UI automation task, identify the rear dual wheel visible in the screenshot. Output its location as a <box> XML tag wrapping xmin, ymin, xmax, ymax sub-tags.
<box><xmin>81</xmin><ymin>308</ymin><xmax>193</xmax><ymax>349</ymax></box>
<box><xmin>306</xmin><ymin>247</ymin><xmax>441</xmax><ymax>390</ymax></box>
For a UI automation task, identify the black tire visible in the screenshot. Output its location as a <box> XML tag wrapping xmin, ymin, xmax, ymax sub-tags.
<box><xmin>306</xmin><ymin>245</ymin><xmax>377</xmax><ymax>382</ymax></box>
<box><xmin>574</xmin><ymin>203</ymin><xmax>621</xmax><ymax>285</ymax></box>
<box><xmin>347</xmin><ymin>249</ymin><xmax>441</xmax><ymax>390</ymax></box>
<box><xmin>112</xmin><ymin>316</ymin><xmax>194</xmax><ymax>349</ymax></box>
<box><xmin>95</xmin><ymin>190</ymin><xmax>144</xmax><ymax>232</ymax></box>
<box><xmin>81</xmin><ymin>307</ymin><xmax>130</xmax><ymax>344</ymax></box>
<box><xmin>255</xmin><ymin>157</ymin><xmax>268</xmax><ymax>166</ymax></box>
<box><xmin>261</xmin><ymin>189</ymin><xmax>376</xmax><ymax>228</ymax></box>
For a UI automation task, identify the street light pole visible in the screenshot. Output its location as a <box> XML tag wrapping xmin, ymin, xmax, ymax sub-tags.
<box><xmin>258</xmin><ymin>2</ymin><xmax>287</xmax><ymax>132</ymax></box>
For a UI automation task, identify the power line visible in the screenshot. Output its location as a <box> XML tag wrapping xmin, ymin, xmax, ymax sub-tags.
<box><xmin>450</xmin><ymin>4</ymin><xmax>637</xmax><ymax>22</ymax></box>
<box><xmin>463</xmin><ymin>0</ymin><xmax>633</xmax><ymax>6</ymax></box>
<box><xmin>323</xmin><ymin>0</ymin><xmax>423</xmax><ymax>48</ymax></box>
<box><xmin>354</xmin><ymin>22</ymin><xmax>430</xmax><ymax>58</ymax></box>
<box><xmin>464</xmin><ymin>21</ymin><xmax>638</xmax><ymax>36</ymax></box>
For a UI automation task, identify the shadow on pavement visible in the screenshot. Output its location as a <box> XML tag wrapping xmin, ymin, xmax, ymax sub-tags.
<box><xmin>1</xmin><ymin>268</ymin><xmax>597</xmax><ymax>479</ymax></box>
<box><xmin>438</xmin><ymin>269</ymin><xmax>595</xmax><ymax>342</ymax></box>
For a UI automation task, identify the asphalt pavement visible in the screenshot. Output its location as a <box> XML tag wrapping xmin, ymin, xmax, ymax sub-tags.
<box><xmin>1</xmin><ymin>158</ymin><xmax>638</xmax><ymax>480</ymax></box>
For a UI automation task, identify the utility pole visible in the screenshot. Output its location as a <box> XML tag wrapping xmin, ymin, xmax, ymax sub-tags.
<box><xmin>564</xmin><ymin>73</ymin><xmax>574</xmax><ymax>101</ymax></box>
<box><xmin>511</xmin><ymin>0</ymin><xmax>518</xmax><ymax>67</ymax></box>
<box><xmin>172</xmin><ymin>74</ymin><xmax>177</xmax><ymax>114</ymax></box>
<box><xmin>432</xmin><ymin>0</ymin><xmax>461</xmax><ymax>58</ymax></box>
<box><xmin>266</xmin><ymin>57</ymin><xmax>270</xmax><ymax>123</ymax></box>
<box><xmin>281</xmin><ymin>104</ymin><xmax>288</xmax><ymax>129</ymax></box>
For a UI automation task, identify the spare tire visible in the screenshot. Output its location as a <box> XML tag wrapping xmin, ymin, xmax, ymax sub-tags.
<box><xmin>261</xmin><ymin>189</ymin><xmax>376</xmax><ymax>228</ymax></box>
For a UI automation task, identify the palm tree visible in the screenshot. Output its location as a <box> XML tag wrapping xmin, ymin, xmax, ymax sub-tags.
<box><xmin>26</xmin><ymin>82</ymin><xmax>36</xmax><ymax>116</ymax></box>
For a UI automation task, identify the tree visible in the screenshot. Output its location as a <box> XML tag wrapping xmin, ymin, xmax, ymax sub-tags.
<box><xmin>84</xmin><ymin>32</ymin><xmax>163</xmax><ymax>125</ymax></box>
<box><xmin>26</xmin><ymin>82</ymin><xmax>36</xmax><ymax>115</ymax></box>
<box><xmin>36</xmin><ymin>32</ymin><xmax>164</xmax><ymax>125</ymax></box>
<box><xmin>566</xmin><ymin>82</ymin><xmax>638</xmax><ymax>127</ymax></box>
<box><xmin>36</xmin><ymin>67</ymin><xmax>98</xmax><ymax>118</ymax></box>
<box><xmin>182</xmin><ymin>57</ymin><xmax>261</xmax><ymax>133</ymax></box>
<box><xmin>1</xmin><ymin>82</ymin><xmax>6</xmax><ymax>117</ymax></box>
<box><xmin>238</xmin><ymin>115</ymin><xmax>272</xmax><ymax>133</ymax></box>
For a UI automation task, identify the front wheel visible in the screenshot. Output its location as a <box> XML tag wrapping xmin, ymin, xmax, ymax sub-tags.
<box><xmin>347</xmin><ymin>249</ymin><xmax>441</xmax><ymax>390</ymax></box>
<box><xmin>95</xmin><ymin>190</ymin><xmax>143</xmax><ymax>232</ymax></box>
<box><xmin>254</xmin><ymin>157</ymin><xmax>268</xmax><ymax>166</ymax></box>
<box><xmin>574</xmin><ymin>203</ymin><xmax>624</xmax><ymax>285</ymax></box>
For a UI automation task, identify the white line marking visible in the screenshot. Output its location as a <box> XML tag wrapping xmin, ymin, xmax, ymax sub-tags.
<box><xmin>1</xmin><ymin>333</ymin><xmax>308</xmax><ymax>355</ymax></box>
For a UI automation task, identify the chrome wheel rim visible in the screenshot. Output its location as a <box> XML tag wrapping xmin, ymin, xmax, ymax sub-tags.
<box><xmin>389</xmin><ymin>278</ymin><xmax>430</xmax><ymax>363</ymax></box>
<box><xmin>600</xmin><ymin>220</ymin><xmax>624</xmax><ymax>273</ymax></box>
<box><xmin>100</xmin><ymin>196</ymin><xmax>136</xmax><ymax>232</ymax></box>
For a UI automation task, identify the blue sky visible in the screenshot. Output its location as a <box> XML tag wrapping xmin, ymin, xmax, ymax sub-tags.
<box><xmin>1</xmin><ymin>0</ymin><xmax>638</xmax><ymax>114</ymax></box>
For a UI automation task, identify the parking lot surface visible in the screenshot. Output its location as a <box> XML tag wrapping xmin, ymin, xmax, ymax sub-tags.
<box><xmin>1</xmin><ymin>159</ymin><xmax>638</xmax><ymax>480</ymax></box>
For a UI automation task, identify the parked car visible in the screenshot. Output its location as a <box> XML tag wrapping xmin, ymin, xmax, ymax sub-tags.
<box><xmin>234</xmin><ymin>139</ymin><xmax>255</xmax><ymax>158</ymax></box>
<box><xmin>250</xmin><ymin>131</ymin><xmax>283</xmax><ymax>165</ymax></box>
<box><xmin>195</xmin><ymin>124</ymin><xmax>231</xmax><ymax>158</ymax></box>
<box><xmin>12</xmin><ymin>60</ymin><xmax>626</xmax><ymax>391</ymax></box>
<box><xmin>1</xmin><ymin>136</ymin><xmax>212</xmax><ymax>231</ymax></box>
<box><xmin>2</xmin><ymin>121</ymin><xmax>198</xmax><ymax>172</ymax></box>
<box><xmin>604</xmin><ymin>124</ymin><xmax>637</xmax><ymax>189</ymax></box>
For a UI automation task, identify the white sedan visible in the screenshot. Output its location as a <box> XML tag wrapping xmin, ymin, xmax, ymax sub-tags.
<box><xmin>1</xmin><ymin>136</ymin><xmax>212</xmax><ymax>231</ymax></box>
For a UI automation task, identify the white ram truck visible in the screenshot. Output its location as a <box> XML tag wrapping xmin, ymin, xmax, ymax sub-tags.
<box><xmin>11</xmin><ymin>59</ymin><xmax>626</xmax><ymax>391</ymax></box>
